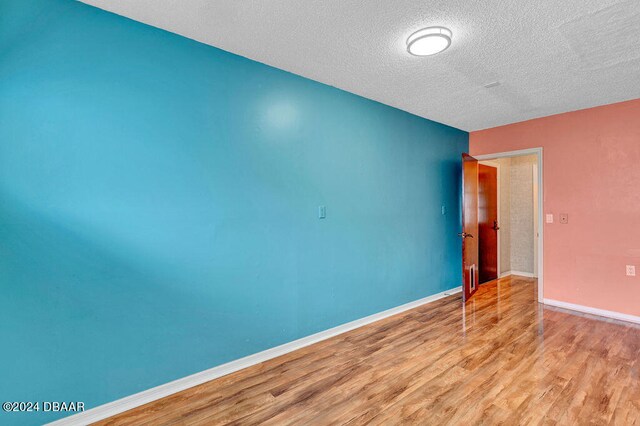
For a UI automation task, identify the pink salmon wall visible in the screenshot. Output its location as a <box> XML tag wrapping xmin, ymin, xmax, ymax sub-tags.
<box><xmin>470</xmin><ymin>99</ymin><xmax>640</xmax><ymax>317</ymax></box>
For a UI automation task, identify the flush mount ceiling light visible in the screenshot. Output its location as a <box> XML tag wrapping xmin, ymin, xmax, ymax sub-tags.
<box><xmin>406</xmin><ymin>26</ymin><xmax>452</xmax><ymax>56</ymax></box>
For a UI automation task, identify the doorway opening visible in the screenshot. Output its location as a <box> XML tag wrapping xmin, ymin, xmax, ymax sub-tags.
<box><xmin>474</xmin><ymin>148</ymin><xmax>543</xmax><ymax>303</ymax></box>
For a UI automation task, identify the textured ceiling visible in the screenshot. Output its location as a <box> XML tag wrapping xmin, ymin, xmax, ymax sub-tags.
<box><xmin>80</xmin><ymin>0</ymin><xmax>640</xmax><ymax>131</ymax></box>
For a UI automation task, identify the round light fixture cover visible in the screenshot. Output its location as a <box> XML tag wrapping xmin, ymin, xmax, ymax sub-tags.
<box><xmin>407</xmin><ymin>27</ymin><xmax>452</xmax><ymax>56</ymax></box>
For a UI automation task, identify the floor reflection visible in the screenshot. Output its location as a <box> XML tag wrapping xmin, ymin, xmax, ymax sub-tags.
<box><xmin>100</xmin><ymin>275</ymin><xmax>640</xmax><ymax>425</ymax></box>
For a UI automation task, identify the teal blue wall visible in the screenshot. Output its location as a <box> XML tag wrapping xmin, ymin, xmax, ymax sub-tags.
<box><xmin>0</xmin><ymin>0</ymin><xmax>467</xmax><ymax>423</ymax></box>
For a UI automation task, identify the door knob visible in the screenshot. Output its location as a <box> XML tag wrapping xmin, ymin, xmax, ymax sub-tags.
<box><xmin>492</xmin><ymin>220</ymin><xmax>500</xmax><ymax>231</ymax></box>
<box><xmin>458</xmin><ymin>232</ymin><xmax>474</xmax><ymax>239</ymax></box>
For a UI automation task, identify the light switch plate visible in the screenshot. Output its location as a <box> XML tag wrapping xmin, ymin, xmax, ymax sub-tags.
<box><xmin>546</xmin><ymin>214</ymin><xmax>554</xmax><ymax>223</ymax></box>
<box><xmin>627</xmin><ymin>265</ymin><xmax>636</xmax><ymax>276</ymax></box>
<box><xmin>318</xmin><ymin>205</ymin><xmax>326</xmax><ymax>219</ymax></box>
<box><xmin>559</xmin><ymin>214</ymin><xmax>568</xmax><ymax>224</ymax></box>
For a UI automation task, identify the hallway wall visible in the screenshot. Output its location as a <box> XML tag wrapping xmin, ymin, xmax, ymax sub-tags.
<box><xmin>497</xmin><ymin>158</ymin><xmax>511</xmax><ymax>274</ymax></box>
<box><xmin>493</xmin><ymin>156</ymin><xmax>536</xmax><ymax>276</ymax></box>
<box><xmin>509</xmin><ymin>155</ymin><xmax>537</xmax><ymax>274</ymax></box>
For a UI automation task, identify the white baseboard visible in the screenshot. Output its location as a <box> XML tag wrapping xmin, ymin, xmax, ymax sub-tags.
<box><xmin>543</xmin><ymin>298</ymin><xmax>640</xmax><ymax>325</ymax></box>
<box><xmin>499</xmin><ymin>270</ymin><xmax>536</xmax><ymax>278</ymax></box>
<box><xmin>47</xmin><ymin>285</ymin><xmax>462</xmax><ymax>426</ymax></box>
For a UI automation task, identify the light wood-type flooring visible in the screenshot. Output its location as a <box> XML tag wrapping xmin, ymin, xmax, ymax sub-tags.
<box><xmin>98</xmin><ymin>276</ymin><xmax>640</xmax><ymax>425</ymax></box>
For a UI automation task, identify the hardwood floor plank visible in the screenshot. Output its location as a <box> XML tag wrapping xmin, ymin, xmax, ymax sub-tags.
<box><xmin>96</xmin><ymin>276</ymin><xmax>640</xmax><ymax>425</ymax></box>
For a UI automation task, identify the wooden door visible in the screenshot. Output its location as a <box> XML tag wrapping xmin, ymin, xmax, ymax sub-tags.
<box><xmin>478</xmin><ymin>164</ymin><xmax>498</xmax><ymax>283</ymax></box>
<box><xmin>461</xmin><ymin>154</ymin><xmax>479</xmax><ymax>301</ymax></box>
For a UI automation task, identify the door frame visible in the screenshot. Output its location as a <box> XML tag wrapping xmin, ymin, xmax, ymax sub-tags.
<box><xmin>474</xmin><ymin>148</ymin><xmax>544</xmax><ymax>303</ymax></box>
<box><xmin>478</xmin><ymin>160</ymin><xmax>501</xmax><ymax>278</ymax></box>
<box><xmin>533</xmin><ymin>164</ymin><xmax>539</xmax><ymax>277</ymax></box>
